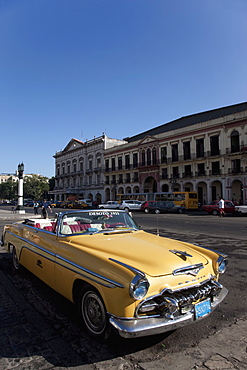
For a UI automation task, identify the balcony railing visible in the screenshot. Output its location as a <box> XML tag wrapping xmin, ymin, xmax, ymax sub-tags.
<box><xmin>228</xmin><ymin>167</ymin><xmax>243</xmax><ymax>174</ymax></box>
<box><xmin>182</xmin><ymin>172</ymin><xmax>193</xmax><ymax>178</ymax></box>
<box><xmin>195</xmin><ymin>171</ymin><xmax>206</xmax><ymax>176</ymax></box>
<box><xmin>209</xmin><ymin>169</ymin><xmax>221</xmax><ymax>175</ymax></box>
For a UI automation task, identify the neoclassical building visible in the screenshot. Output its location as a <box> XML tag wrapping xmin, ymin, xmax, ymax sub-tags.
<box><xmin>104</xmin><ymin>102</ymin><xmax>247</xmax><ymax>204</ymax></box>
<box><xmin>52</xmin><ymin>135</ymin><xmax>127</xmax><ymax>203</ymax></box>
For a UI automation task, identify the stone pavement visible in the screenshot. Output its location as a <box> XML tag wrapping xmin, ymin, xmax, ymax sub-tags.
<box><xmin>0</xmin><ymin>208</ymin><xmax>247</xmax><ymax>369</ymax></box>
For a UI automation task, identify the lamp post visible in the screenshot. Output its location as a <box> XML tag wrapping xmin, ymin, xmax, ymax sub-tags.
<box><xmin>16</xmin><ymin>162</ymin><xmax>25</xmax><ymax>214</ymax></box>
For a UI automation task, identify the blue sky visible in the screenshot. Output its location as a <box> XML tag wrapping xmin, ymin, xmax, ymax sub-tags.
<box><xmin>1</xmin><ymin>0</ymin><xmax>246</xmax><ymax>178</ymax></box>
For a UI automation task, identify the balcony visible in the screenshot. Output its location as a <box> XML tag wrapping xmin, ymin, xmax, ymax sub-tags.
<box><xmin>195</xmin><ymin>171</ymin><xmax>206</xmax><ymax>177</ymax></box>
<box><xmin>182</xmin><ymin>172</ymin><xmax>193</xmax><ymax>178</ymax></box>
<box><xmin>207</xmin><ymin>150</ymin><xmax>221</xmax><ymax>157</ymax></box>
<box><xmin>228</xmin><ymin>167</ymin><xmax>243</xmax><ymax>175</ymax></box>
<box><xmin>170</xmin><ymin>175</ymin><xmax>180</xmax><ymax>180</ymax></box>
<box><xmin>209</xmin><ymin>169</ymin><xmax>221</xmax><ymax>176</ymax></box>
<box><xmin>161</xmin><ymin>173</ymin><xmax>168</xmax><ymax>179</ymax></box>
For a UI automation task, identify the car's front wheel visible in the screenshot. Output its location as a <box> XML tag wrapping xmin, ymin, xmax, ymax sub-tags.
<box><xmin>78</xmin><ymin>285</ymin><xmax>110</xmax><ymax>340</ymax></box>
<box><xmin>212</xmin><ymin>209</ymin><xmax>218</xmax><ymax>215</ymax></box>
<box><xmin>144</xmin><ymin>208</ymin><xmax>149</xmax><ymax>213</ymax></box>
<box><xmin>154</xmin><ymin>209</ymin><xmax>161</xmax><ymax>214</ymax></box>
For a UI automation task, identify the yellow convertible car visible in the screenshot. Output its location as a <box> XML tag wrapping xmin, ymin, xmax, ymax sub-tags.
<box><xmin>1</xmin><ymin>210</ymin><xmax>228</xmax><ymax>339</ymax></box>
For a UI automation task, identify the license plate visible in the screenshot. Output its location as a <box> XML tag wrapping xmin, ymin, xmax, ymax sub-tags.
<box><xmin>195</xmin><ymin>298</ymin><xmax>211</xmax><ymax>319</ymax></box>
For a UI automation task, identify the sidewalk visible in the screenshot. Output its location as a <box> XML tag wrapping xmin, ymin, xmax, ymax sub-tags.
<box><xmin>138</xmin><ymin>318</ymin><xmax>247</xmax><ymax>370</ymax></box>
<box><xmin>0</xmin><ymin>208</ymin><xmax>43</xmax><ymax>220</ymax></box>
<box><xmin>0</xmin><ymin>208</ymin><xmax>247</xmax><ymax>369</ymax></box>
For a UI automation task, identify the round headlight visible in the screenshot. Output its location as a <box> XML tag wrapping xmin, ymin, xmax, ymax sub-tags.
<box><xmin>217</xmin><ymin>256</ymin><xmax>228</xmax><ymax>274</ymax></box>
<box><xmin>130</xmin><ymin>275</ymin><xmax>150</xmax><ymax>300</ymax></box>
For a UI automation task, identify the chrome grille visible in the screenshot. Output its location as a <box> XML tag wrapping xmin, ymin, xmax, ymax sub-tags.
<box><xmin>136</xmin><ymin>280</ymin><xmax>222</xmax><ymax>317</ymax></box>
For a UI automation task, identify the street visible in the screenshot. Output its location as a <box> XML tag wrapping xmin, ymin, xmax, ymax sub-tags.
<box><xmin>0</xmin><ymin>206</ymin><xmax>246</xmax><ymax>369</ymax></box>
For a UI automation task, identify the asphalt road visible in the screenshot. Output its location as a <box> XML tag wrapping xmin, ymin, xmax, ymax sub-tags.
<box><xmin>0</xmin><ymin>206</ymin><xmax>246</xmax><ymax>369</ymax></box>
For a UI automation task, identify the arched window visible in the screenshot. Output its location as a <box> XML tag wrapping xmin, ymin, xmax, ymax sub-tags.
<box><xmin>231</xmin><ymin>131</ymin><xmax>240</xmax><ymax>153</ymax></box>
<box><xmin>142</xmin><ymin>150</ymin><xmax>145</xmax><ymax>166</ymax></box>
<box><xmin>147</xmin><ymin>148</ymin><xmax>151</xmax><ymax>165</ymax></box>
<box><xmin>152</xmin><ymin>147</ymin><xmax>157</xmax><ymax>165</ymax></box>
<box><xmin>73</xmin><ymin>160</ymin><xmax>77</xmax><ymax>173</ymax></box>
<box><xmin>67</xmin><ymin>161</ymin><xmax>71</xmax><ymax>174</ymax></box>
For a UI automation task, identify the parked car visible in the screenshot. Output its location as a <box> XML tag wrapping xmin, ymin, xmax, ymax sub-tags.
<box><xmin>98</xmin><ymin>201</ymin><xmax>120</xmax><ymax>209</ymax></box>
<box><xmin>24</xmin><ymin>200</ymin><xmax>34</xmax><ymax>207</ymax></box>
<box><xmin>77</xmin><ymin>199</ymin><xmax>93</xmax><ymax>207</ymax></box>
<box><xmin>202</xmin><ymin>200</ymin><xmax>236</xmax><ymax>215</ymax></box>
<box><xmin>1</xmin><ymin>209</ymin><xmax>228</xmax><ymax>340</ymax></box>
<box><xmin>50</xmin><ymin>201</ymin><xmax>63</xmax><ymax>208</ymax></box>
<box><xmin>145</xmin><ymin>201</ymin><xmax>185</xmax><ymax>214</ymax></box>
<box><xmin>235</xmin><ymin>204</ymin><xmax>247</xmax><ymax>215</ymax></box>
<box><xmin>59</xmin><ymin>201</ymin><xmax>71</xmax><ymax>208</ymax></box>
<box><xmin>67</xmin><ymin>201</ymin><xmax>89</xmax><ymax>209</ymax></box>
<box><xmin>119</xmin><ymin>200</ymin><xmax>143</xmax><ymax>211</ymax></box>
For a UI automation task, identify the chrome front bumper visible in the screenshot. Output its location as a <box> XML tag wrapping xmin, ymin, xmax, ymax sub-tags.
<box><xmin>109</xmin><ymin>286</ymin><xmax>228</xmax><ymax>338</ymax></box>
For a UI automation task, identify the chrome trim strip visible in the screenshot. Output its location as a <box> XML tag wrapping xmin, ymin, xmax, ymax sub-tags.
<box><xmin>55</xmin><ymin>254</ymin><xmax>124</xmax><ymax>288</ymax></box>
<box><xmin>5</xmin><ymin>230</ymin><xmax>124</xmax><ymax>289</ymax></box>
<box><xmin>109</xmin><ymin>258</ymin><xmax>146</xmax><ymax>278</ymax></box>
<box><xmin>22</xmin><ymin>245</ymin><xmax>55</xmax><ymax>263</ymax></box>
<box><xmin>193</xmin><ymin>244</ymin><xmax>228</xmax><ymax>259</ymax></box>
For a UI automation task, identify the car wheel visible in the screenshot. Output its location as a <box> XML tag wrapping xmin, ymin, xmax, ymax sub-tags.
<box><xmin>144</xmin><ymin>208</ymin><xmax>149</xmax><ymax>213</ymax></box>
<box><xmin>178</xmin><ymin>208</ymin><xmax>183</xmax><ymax>214</ymax></box>
<box><xmin>12</xmin><ymin>246</ymin><xmax>20</xmax><ymax>270</ymax></box>
<box><xmin>78</xmin><ymin>285</ymin><xmax>110</xmax><ymax>340</ymax></box>
<box><xmin>124</xmin><ymin>207</ymin><xmax>129</xmax><ymax>211</ymax></box>
<box><xmin>154</xmin><ymin>209</ymin><xmax>160</xmax><ymax>214</ymax></box>
<box><xmin>212</xmin><ymin>210</ymin><xmax>218</xmax><ymax>216</ymax></box>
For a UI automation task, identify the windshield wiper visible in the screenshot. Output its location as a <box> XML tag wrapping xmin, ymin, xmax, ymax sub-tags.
<box><xmin>90</xmin><ymin>228</ymin><xmax>138</xmax><ymax>235</ymax></box>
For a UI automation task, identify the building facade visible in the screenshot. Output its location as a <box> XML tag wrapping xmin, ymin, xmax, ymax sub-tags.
<box><xmin>0</xmin><ymin>173</ymin><xmax>18</xmax><ymax>184</ymax></box>
<box><xmin>104</xmin><ymin>102</ymin><xmax>247</xmax><ymax>204</ymax></box>
<box><xmin>52</xmin><ymin>135</ymin><xmax>127</xmax><ymax>203</ymax></box>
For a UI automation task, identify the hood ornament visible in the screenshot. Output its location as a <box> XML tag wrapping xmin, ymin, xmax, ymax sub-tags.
<box><xmin>169</xmin><ymin>249</ymin><xmax>193</xmax><ymax>259</ymax></box>
<box><xmin>173</xmin><ymin>263</ymin><xmax>204</xmax><ymax>276</ymax></box>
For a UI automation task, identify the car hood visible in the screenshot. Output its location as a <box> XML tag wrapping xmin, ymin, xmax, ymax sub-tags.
<box><xmin>69</xmin><ymin>230</ymin><xmax>209</xmax><ymax>277</ymax></box>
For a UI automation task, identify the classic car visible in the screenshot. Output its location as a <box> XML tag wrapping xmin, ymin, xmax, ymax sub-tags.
<box><xmin>1</xmin><ymin>209</ymin><xmax>228</xmax><ymax>340</ymax></box>
<box><xmin>202</xmin><ymin>200</ymin><xmax>236</xmax><ymax>215</ymax></box>
<box><xmin>144</xmin><ymin>201</ymin><xmax>185</xmax><ymax>214</ymax></box>
<box><xmin>66</xmin><ymin>200</ymin><xmax>89</xmax><ymax>209</ymax></box>
<box><xmin>235</xmin><ymin>204</ymin><xmax>247</xmax><ymax>215</ymax></box>
<box><xmin>50</xmin><ymin>201</ymin><xmax>63</xmax><ymax>208</ymax></box>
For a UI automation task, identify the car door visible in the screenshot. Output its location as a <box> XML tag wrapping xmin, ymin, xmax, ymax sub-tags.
<box><xmin>224</xmin><ymin>201</ymin><xmax>234</xmax><ymax>213</ymax></box>
<box><xmin>20</xmin><ymin>226</ymin><xmax>59</xmax><ymax>290</ymax></box>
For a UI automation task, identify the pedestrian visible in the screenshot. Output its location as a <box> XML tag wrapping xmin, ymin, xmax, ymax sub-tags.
<box><xmin>218</xmin><ymin>198</ymin><xmax>225</xmax><ymax>217</ymax></box>
<box><xmin>41</xmin><ymin>200</ymin><xmax>52</xmax><ymax>219</ymax></box>
<box><xmin>33</xmin><ymin>201</ymin><xmax>39</xmax><ymax>215</ymax></box>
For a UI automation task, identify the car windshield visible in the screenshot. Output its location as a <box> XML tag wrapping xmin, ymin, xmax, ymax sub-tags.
<box><xmin>59</xmin><ymin>210</ymin><xmax>139</xmax><ymax>235</ymax></box>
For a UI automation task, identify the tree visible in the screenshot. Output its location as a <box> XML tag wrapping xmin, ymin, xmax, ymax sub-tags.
<box><xmin>24</xmin><ymin>175</ymin><xmax>50</xmax><ymax>200</ymax></box>
<box><xmin>0</xmin><ymin>179</ymin><xmax>17</xmax><ymax>200</ymax></box>
<box><xmin>49</xmin><ymin>177</ymin><xmax>55</xmax><ymax>191</ymax></box>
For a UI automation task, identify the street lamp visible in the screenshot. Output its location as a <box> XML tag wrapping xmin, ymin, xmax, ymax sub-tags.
<box><xmin>16</xmin><ymin>162</ymin><xmax>25</xmax><ymax>214</ymax></box>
